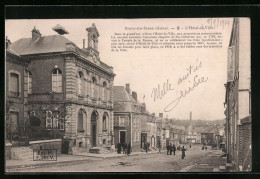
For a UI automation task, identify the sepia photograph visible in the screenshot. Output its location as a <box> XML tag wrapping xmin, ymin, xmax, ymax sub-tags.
<box><xmin>5</xmin><ymin>17</ymin><xmax>251</xmax><ymax>173</ymax></box>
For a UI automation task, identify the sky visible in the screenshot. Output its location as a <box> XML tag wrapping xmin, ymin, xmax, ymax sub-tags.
<box><xmin>5</xmin><ymin>18</ymin><xmax>234</xmax><ymax>120</ymax></box>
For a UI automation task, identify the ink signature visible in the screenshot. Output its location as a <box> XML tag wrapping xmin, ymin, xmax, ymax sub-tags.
<box><xmin>164</xmin><ymin>75</ymin><xmax>208</xmax><ymax>112</ymax></box>
<box><xmin>151</xmin><ymin>79</ymin><xmax>174</xmax><ymax>102</ymax></box>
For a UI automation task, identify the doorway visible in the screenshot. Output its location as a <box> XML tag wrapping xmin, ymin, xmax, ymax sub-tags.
<box><xmin>91</xmin><ymin>111</ymin><xmax>98</xmax><ymax>147</ymax></box>
<box><xmin>141</xmin><ymin>133</ymin><xmax>147</xmax><ymax>149</ymax></box>
<box><xmin>119</xmin><ymin>131</ymin><xmax>126</xmax><ymax>144</ymax></box>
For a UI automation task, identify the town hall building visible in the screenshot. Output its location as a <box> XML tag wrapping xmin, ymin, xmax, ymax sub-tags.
<box><xmin>7</xmin><ymin>24</ymin><xmax>115</xmax><ymax>154</ymax></box>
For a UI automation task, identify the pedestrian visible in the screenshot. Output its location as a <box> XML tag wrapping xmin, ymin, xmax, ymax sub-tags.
<box><xmin>145</xmin><ymin>142</ymin><xmax>148</xmax><ymax>153</ymax></box>
<box><xmin>173</xmin><ymin>144</ymin><xmax>176</xmax><ymax>155</ymax></box>
<box><xmin>166</xmin><ymin>144</ymin><xmax>170</xmax><ymax>155</ymax></box>
<box><xmin>205</xmin><ymin>146</ymin><xmax>207</xmax><ymax>151</ymax></box>
<box><xmin>190</xmin><ymin>144</ymin><xmax>191</xmax><ymax>149</ymax></box>
<box><xmin>117</xmin><ymin>142</ymin><xmax>121</xmax><ymax>154</ymax></box>
<box><xmin>181</xmin><ymin>146</ymin><xmax>186</xmax><ymax>159</ymax></box>
<box><xmin>158</xmin><ymin>142</ymin><xmax>161</xmax><ymax>154</ymax></box>
<box><xmin>127</xmin><ymin>142</ymin><xmax>131</xmax><ymax>155</ymax></box>
<box><xmin>122</xmin><ymin>142</ymin><xmax>127</xmax><ymax>154</ymax></box>
<box><xmin>169</xmin><ymin>143</ymin><xmax>173</xmax><ymax>155</ymax></box>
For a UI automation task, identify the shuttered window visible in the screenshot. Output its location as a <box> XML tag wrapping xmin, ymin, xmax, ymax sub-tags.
<box><xmin>10</xmin><ymin>73</ymin><xmax>19</xmax><ymax>96</ymax></box>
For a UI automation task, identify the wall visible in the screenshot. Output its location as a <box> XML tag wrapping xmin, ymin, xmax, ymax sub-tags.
<box><xmin>238</xmin><ymin>122</ymin><xmax>251</xmax><ymax>171</ymax></box>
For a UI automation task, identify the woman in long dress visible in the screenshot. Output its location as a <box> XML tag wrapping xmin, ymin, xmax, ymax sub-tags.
<box><xmin>181</xmin><ymin>146</ymin><xmax>186</xmax><ymax>159</ymax></box>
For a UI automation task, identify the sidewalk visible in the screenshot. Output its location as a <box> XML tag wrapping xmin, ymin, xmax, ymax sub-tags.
<box><xmin>183</xmin><ymin>149</ymin><xmax>227</xmax><ymax>172</ymax></box>
<box><xmin>6</xmin><ymin>150</ymin><xmax>158</xmax><ymax>170</ymax></box>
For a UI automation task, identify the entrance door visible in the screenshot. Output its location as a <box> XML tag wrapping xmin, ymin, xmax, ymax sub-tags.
<box><xmin>141</xmin><ymin>133</ymin><xmax>147</xmax><ymax>149</ymax></box>
<box><xmin>91</xmin><ymin>112</ymin><xmax>98</xmax><ymax>147</ymax></box>
<box><xmin>92</xmin><ymin>124</ymin><xmax>96</xmax><ymax>147</ymax></box>
<box><xmin>120</xmin><ymin>131</ymin><xmax>126</xmax><ymax>144</ymax></box>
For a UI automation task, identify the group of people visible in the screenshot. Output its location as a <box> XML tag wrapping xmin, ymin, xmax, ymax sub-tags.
<box><xmin>116</xmin><ymin>142</ymin><xmax>131</xmax><ymax>155</ymax></box>
<box><xmin>166</xmin><ymin>143</ymin><xmax>186</xmax><ymax>159</ymax></box>
<box><xmin>166</xmin><ymin>143</ymin><xmax>177</xmax><ymax>155</ymax></box>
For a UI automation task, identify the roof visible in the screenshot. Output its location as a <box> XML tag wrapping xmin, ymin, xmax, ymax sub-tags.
<box><xmin>201</xmin><ymin>126</ymin><xmax>219</xmax><ymax>134</ymax></box>
<box><xmin>193</xmin><ymin>127</ymin><xmax>205</xmax><ymax>133</ymax></box>
<box><xmin>113</xmin><ymin>86</ymin><xmax>144</xmax><ymax>105</ymax></box>
<box><xmin>6</xmin><ymin>48</ymin><xmax>21</xmax><ymax>58</ymax></box>
<box><xmin>8</xmin><ymin>35</ymin><xmax>72</xmax><ymax>56</ymax></box>
<box><xmin>114</xmin><ymin>86</ymin><xmax>136</xmax><ymax>102</ymax></box>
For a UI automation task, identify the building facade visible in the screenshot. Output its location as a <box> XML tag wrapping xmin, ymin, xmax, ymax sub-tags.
<box><xmin>5</xmin><ymin>46</ymin><xmax>30</xmax><ymax>144</ymax></box>
<box><xmin>8</xmin><ymin>24</ymin><xmax>115</xmax><ymax>154</ymax></box>
<box><xmin>113</xmin><ymin>84</ymin><xmax>148</xmax><ymax>152</ymax></box>
<box><xmin>224</xmin><ymin>18</ymin><xmax>251</xmax><ymax>171</ymax></box>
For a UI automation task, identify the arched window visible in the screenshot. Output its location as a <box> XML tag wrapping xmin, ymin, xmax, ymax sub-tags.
<box><xmin>52</xmin><ymin>68</ymin><xmax>62</xmax><ymax>93</ymax></box>
<box><xmin>28</xmin><ymin>71</ymin><xmax>32</xmax><ymax>94</ymax></box>
<box><xmin>92</xmin><ymin>77</ymin><xmax>97</xmax><ymax>98</ymax></box>
<box><xmin>103</xmin><ymin>113</ymin><xmax>108</xmax><ymax>130</ymax></box>
<box><xmin>77</xmin><ymin>109</ymin><xmax>84</xmax><ymax>132</ymax></box>
<box><xmin>102</xmin><ymin>81</ymin><xmax>107</xmax><ymax>101</ymax></box>
<box><xmin>78</xmin><ymin>71</ymin><xmax>84</xmax><ymax>95</ymax></box>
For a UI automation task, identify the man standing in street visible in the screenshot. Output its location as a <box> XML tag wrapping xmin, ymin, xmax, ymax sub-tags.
<box><xmin>181</xmin><ymin>146</ymin><xmax>186</xmax><ymax>159</ymax></box>
<box><xmin>166</xmin><ymin>143</ymin><xmax>170</xmax><ymax>155</ymax></box>
<box><xmin>173</xmin><ymin>144</ymin><xmax>176</xmax><ymax>156</ymax></box>
<box><xmin>169</xmin><ymin>143</ymin><xmax>173</xmax><ymax>155</ymax></box>
<box><xmin>158</xmin><ymin>142</ymin><xmax>161</xmax><ymax>154</ymax></box>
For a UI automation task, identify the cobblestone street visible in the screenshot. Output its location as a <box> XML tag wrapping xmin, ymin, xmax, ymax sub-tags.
<box><xmin>7</xmin><ymin>145</ymin><xmax>226</xmax><ymax>173</ymax></box>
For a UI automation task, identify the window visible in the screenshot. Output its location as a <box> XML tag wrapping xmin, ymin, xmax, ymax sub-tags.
<box><xmin>92</xmin><ymin>77</ymin><xmax>98</xmax><ymax>99</ymax></box>
<box><xmin>77</xmin><ymin>110</ymin><xmax>84</xmax><ymax>132</ymax></box>
<box><xmin>59</xmin><ymin>119</ymin><xmax>64</xmax><ymax>130</ymax></box>
<box><xmin>9</xmin><ymin>73</ymin><xmax>19</xmax><ymax>96</ymax></box>
<box><xmin>77</xmin><ymin>71</ymin><xmax>84</xmax><ymax>95</ymax></box>
<box><xmin>52</xmin><ymin>68</ymin><xmax>62</xmax><ymax>93</ymax></box>
<box><xmin>103</xmin><ymin>82</ymin><xmax>107</xmax><ymax>101</ymax></box>
<box><xmin>10</xmin><ymin>112</ymin><xmax>19</xmax><ymax>133</ymax></box>
<box><xmin>53</xmin><ymin>111</ymin><xmax>59</xmax><ymax>129</ymax></box>
<box><xmin>28</xmin><ymin>71</ymin><xmax>32</xmax><ymax>94</ymax></box>
<box><xmin>46</xmin><ymin>111</ymin><xmax>52</xmax><ymax>130</ymax></box>
<box><xmin>91</xmin><ymin>77</ymin><xmax>96</xmax><ymax>98</ymax></box>
<box><xmin>103</xmin><ymin>114</ymin><xmax>107</xmax><ymax>130</ymax></box>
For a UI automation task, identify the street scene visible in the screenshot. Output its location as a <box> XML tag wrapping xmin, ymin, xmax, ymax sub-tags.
<box><xmin>5</xmin><ymin>18</ymin><xmax>251</xmax><ymax>173</ymax></box>
<box><xmin>7</xmin><ymin>145</ymin><xmax>226</xmax><ymax>172</ymax></box>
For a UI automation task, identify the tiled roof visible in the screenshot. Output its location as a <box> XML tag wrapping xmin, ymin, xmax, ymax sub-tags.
<box><xmin>114</xmin><ymin>86</ymin><xmax>135</xmax><ymax>102</ymax></box>
<box><xmin>8</xmin><ymin>35</ymin><xmax>72</xmax><ymax>55</ymax></box>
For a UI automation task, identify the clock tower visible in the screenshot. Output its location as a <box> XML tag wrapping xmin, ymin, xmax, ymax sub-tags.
<box><xmin>86</xmin><ymin>23</ymin><xmax>100</xmax><ymax>62</ymax></box>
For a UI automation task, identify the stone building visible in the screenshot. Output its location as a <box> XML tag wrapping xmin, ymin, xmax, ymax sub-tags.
<box><xmin>113</xmin><ymin>84</ymin><xmax>148</xmax><ymax>152</ymax></box>
<box><xmin>5</xmin><ymin>41</ymin><xmax>30</xmax><ymax>144</ymax></box>
<box><xmin>224</xmin><ymin>18</ymin><xmax>251</xmax><ymax>171</ymax></box>
<box><xmin>8</xmin><ymin>24</ymin><xmax>115</xmax><ymax>154</ymax></box>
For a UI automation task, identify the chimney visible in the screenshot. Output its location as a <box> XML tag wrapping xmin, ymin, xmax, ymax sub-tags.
<box><xmin>32</xmin><ymin>26</ymin><xmax>41</xmax><ymax>42</ymax></box>
<box><xmin>159</xmin><ymin>113</ymin><xmax>163</xmax><ymax>118</ymax></box>
<box><xmin>83</xmin><ymin>39</ymin><xmax>85</xmax><ymax>49</ymax></box>
<box><xmin>6</xmin><ymin>36</ymin><xmax>11</xmax><ymax>49</ymax></box>
<box><xmin>190</xmin><ymin>111</ymin><xmax>192</xmax><ymax>121</ymax></box>
<box><xmin>125</xmin><ymin>83</ymin><xmax>131</xmax><ymax>94</ymax></box>
<box><xmin>132</xmin><ymin>91</ymin><xmax>137</xmax><ymax>101</ymax></box>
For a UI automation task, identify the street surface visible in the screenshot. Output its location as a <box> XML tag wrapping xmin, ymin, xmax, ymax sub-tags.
<box><xmin>8</xmin><ymin>145</ymin><xmax>225</xmax><ymax>172</ymax></box>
